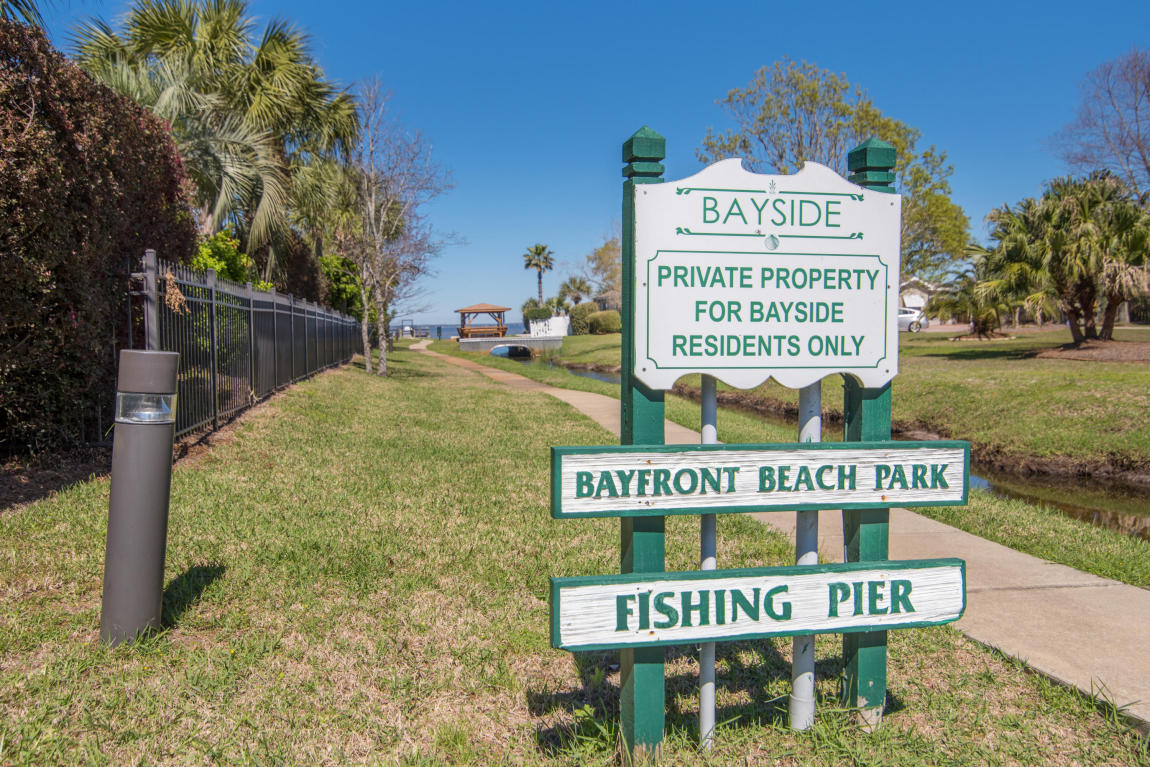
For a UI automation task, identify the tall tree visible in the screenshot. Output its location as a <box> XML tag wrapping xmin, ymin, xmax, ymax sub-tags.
<box><xmin>1054</xmin><ymin>48</ymin><xmax>1150</xmax><ymax>197</ymax></box>
<box><xmin>522</xmin><ymin>243</ymin><xmax>554</xmax><ymax>304</ymax></box>
<box><xmin>581</xmin><ymin>235</ymin><xmax>621</xmax><ymax>308</ymax></box>
<box><xmin>351</xmin><ymin>78</ymin><xmax>447</xmax><ymax>376</ymax></box>
<box><xmin>699</xmin><ymin>58</ymin><xmax>969</xmax><ymax>281</ymax></box>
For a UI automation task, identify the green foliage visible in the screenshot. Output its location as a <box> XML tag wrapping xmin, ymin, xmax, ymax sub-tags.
<box><xmin>569</xmin><ymin>302</ymin><xmax>598</xmax><ymax>335</ymax></box>
<box><xmin>525</xmin><ymin>306</ymin><xmax>553</xmax><ymax>323</ymax></box>
<box><xmin>587</xmin><ymin>310</ymin><xmax>621</xmax><ymax>335</ymax></box>
<box><xmin>699</xmin><ymin>58</ymin><xmax>969</xmax><ymax>281</ymax></box>
<box><xmin>191</xmin><ymin>229</ymin><xmax>262</xmax><ymax>285</ymax></box>
<box><xmin>583</xmin><ymin>236</ymin><xmax>621</xmax><ymax>309</ymax></box>
<box><xmin>0</xmin><ymin>0</ymin><xmax>42</xmax><ymax>26</ymax></box>
<box><xmin>543</xmin><ymin>295</ymin><xmax>570</xmax><ymax>315</ymax></box>
<box><xmin>0</xmin><ymin>20</ymin><xmax>198</xmax><ymax>456</ymax></box>
<box><xmin>75</xmin><ymin>0</ymin><xmax>359</xmax><ymax>291</ymax></box>
<box><xmin>320</xmin><ymin>253</ymin><xmax>364</xmax><ymax>319</ymax></box>
<box><xmin>931</xmin><ymin>260</ymin><xmax>1008</xmax><ymax>338</ymax></box>
<box><xmin>558</xmin><ymin>276</ymin><xmax>592</xmax><ymax>306</ymax></box>
<box><xmin>982</xmin><ymin>172</ymin><xmax>1150</xmax><ymax>343</ymax></box>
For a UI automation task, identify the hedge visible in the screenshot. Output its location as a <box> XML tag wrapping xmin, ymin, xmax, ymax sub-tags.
<box><xmin>569</xmin><ymin>302</ymin><xmax>598</xmax><ymax>335</ymax></box>
<box><xmin>588</xmin><ymin>310</ymin><xmax>622</xmax><ymax>335</ymax></box>
<box><xmin>0</xmin><ymin>21</ymin><xmax>198</xmax><ymax>456</ymax></box>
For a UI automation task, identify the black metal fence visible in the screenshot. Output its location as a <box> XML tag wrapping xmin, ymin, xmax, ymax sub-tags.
<box><xmin>134</xmin><ymin>250</ymin><xmax>358</xmax><ymax>438</ymax></box>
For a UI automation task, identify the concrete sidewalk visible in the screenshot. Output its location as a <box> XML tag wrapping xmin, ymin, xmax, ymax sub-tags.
<box><xmin>415</xmin><ymin>341</ymin><xmax>1150</xmax><ymax>732</ymax></box>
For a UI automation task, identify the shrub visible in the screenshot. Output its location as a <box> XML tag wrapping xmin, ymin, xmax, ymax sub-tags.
<box><xmin>588</xmin><ymin>310</ymin><xmax>622</xmax><ymax>334</ymax></box>
<box><xmin>570</xmin><ymin>302</ymin><xmax>598</xmax><ymax>335</ymax></box>
<box><xmin>524</xmin><ymin>306</ymin><xmax>553</xmax><ymax>329</ymax></box>
<box><xmin>0</xmin><ymin>21</ymin><xmax>198</xmax><ymax>456</ymax></box>
<box><xmin>192</xmin><ymin>229</ymin><xmax>266</xmax><ymax>287</ymax></box>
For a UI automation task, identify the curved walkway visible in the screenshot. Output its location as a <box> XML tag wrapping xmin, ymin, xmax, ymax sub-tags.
<box><xmin>413</xmin><ymin>340</ymin><xmax>1150</xmax><ymax>733</ymax></box>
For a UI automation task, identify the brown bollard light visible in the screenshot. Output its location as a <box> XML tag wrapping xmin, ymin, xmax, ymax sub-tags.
<box><xmin>100</xmin><ymin>350</ymin><xmax>179</xmax><ymax>646</ymax></box>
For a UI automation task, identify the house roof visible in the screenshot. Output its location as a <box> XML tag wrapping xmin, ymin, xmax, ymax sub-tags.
<box><xmin>899</xmin><ymin>277</ymin><xmax>939</xmax><ymax>292</ymax></box>
<box><xmin>455</xmin><ymin>303</ymin><xmax>510</xmax><ymax>313</ymax></box>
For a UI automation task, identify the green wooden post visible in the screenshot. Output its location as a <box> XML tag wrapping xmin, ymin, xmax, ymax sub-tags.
<box><xmin>841</xmin><ymin>137</ymin><xmax>897</xmax><ymax>729</ymax></box>
<box><xmin>620</xmin><ymin>126</ymin><xmax>667</xmax><ymax>761</ymax></box>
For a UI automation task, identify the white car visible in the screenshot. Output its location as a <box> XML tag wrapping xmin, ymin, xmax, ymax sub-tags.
<box><xmin>898</xmin><ymin>308</ymin><xmax>928</xmax><ymax>332</ymax></box>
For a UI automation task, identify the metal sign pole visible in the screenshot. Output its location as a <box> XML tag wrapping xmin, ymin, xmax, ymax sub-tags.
<box><xmin>790</xmin><ymin>381</ymin><xmax>821</xmax><ymax>729</ymax></box>
<box><xmin>699</xmin><ymin>374</ymin><xmax>718</xmax><ymax>748</ymax></box>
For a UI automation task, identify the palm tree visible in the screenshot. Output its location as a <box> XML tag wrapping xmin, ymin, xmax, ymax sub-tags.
<box><xmin>522</xmin><ymin>243</ymin><xmax>554</xmax><ymax>303</ymax></box>
<box><xmin>559</xmin><ymin>276</ymin><xmax>591</xmax><ymax>306</ymax></box>
<box><xmin>0</xmin><ymin>0</ymin><xmax>44</xmax><ymax>26</ymax></box>
<box><xmin>75</xmin><ymin>0</ymin><xmax>358</xmax><ymax>270</ymax></box>
<box><xmin>934</xmin><ymin>259</ymin><xmax>1010</xmax><ymax>339</ymax></box>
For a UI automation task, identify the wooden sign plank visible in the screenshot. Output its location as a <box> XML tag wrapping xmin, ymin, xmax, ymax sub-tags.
<box><xmin>551</xmin><ymin>559</ymin><xmax>965</xmax><ymax>652</ymax></box>
<box><xmin>551</xmin><ymin>440</ymin><xmax>968</xmax><ymax>518</ymax></box>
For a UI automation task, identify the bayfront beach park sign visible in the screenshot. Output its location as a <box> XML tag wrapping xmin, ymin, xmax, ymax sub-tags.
<box><xmin>552</xmin><ymin>441</ymin><xmax>969</xmax><ymax>518</ymax></box>
<box><xmin>633</xmin><ymin>159</ymin><xmax>902</xmax><ymax>390</ymax></box>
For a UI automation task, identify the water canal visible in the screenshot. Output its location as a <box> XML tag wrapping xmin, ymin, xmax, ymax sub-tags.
<box><xmin>503</xmin><ymin>354</ymin><xmax>1150</xmax><ymax>541</ymax></box>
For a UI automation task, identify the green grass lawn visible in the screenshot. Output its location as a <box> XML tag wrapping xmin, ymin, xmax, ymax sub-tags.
<box><xmin>431</xmin><ymin>340</ymin><xmax>1150</xmax><ymax>589</ymax></box>
<box><xmin>548</xmin><ymin>328</ymin><xmax>1150</xmax><ymax>467</ymax></box>
<box><xmin>2</xmin><ymin>348</ymin><xmax>1147</xmax><ymax>764</ymax></box>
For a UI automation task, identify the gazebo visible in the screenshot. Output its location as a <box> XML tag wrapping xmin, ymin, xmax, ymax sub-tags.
<box><xmin>455</xmin><ymin>303</ymin><xmax>510</xmax><ymax>338</ymax></box>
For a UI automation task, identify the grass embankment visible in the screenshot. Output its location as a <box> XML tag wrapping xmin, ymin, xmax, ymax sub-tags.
<box><xmin>431</xmin><ymin>340</ymin><xmax>1150</xmax><ymax>588</ymax></box>
<box><xmin>2</xmin><ymin>349</ymin><xmax>1147</xmax><ymax>764</ymax></box>
<box><xmin>557</xmin><ymin>328</ymin><xmax>1150</xmax><ymax>468</ymax></box>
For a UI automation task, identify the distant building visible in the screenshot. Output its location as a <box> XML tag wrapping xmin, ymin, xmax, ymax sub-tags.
<box><xmin>899</xmin><ymin>277</ymin><xmax>937</xmax><ymax>310</ymax></box>
<box><xmin>592</xmin><ymin>290</ymin><xmax>621</xmax><ymax>312</ymax></box>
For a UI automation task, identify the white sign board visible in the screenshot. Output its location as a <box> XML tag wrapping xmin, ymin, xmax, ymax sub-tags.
<box><xmin>551</xmin><ymin>559</ymin><xmax>965</xmax><ymax>651</ymax></box>
<box><xmin>633</xmin><ymin>159</ymin><xmax>902</xmax><ymax>390</ymax></box>
<box><xmin>551</xmin><ymin>441</ymin><xmax>969</xmax><ymax>518</ymax></box>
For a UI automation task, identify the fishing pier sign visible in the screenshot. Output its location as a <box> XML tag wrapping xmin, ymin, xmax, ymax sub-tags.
<box><xmin>633</xmin><ymin>159</ymin><xmax>901</xmax><ymax>390</ymax></box>
<box><xmin>552</xmin><ymin>559</ymin><xmax>965</xmax><ymax>652</ymax></box>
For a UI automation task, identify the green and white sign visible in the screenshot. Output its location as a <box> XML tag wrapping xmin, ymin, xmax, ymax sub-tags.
<box><xmin>551</xmin><ymin>559</ymin><xmax>965</xmax><ymax>651</ymax></box>
<box><xmin>552</xmin><ymin>441</ymin><xmax>969</xmax><ymax>518</ymax></box>
<box><xmin>633</xmin><ymin>159</ymin><xmax>902</xmax><ymax>390</ymax></box>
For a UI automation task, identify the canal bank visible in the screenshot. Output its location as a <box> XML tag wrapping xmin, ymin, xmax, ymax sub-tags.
<box><xmin>513</xmin><ymin>356</ymin><xmax>1150</xmax><ymax>542</ymax></box>
<box><xmin>416</xmin><ymin>340</ymin><xmax>1150</xmax><ymax>734</ymax></box>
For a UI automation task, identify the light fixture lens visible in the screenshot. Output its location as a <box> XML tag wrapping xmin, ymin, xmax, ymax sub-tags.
<box><xmin>115</xmin><ymin>393</ymin><xmax>177</xmax><ymax>424</ymax></box>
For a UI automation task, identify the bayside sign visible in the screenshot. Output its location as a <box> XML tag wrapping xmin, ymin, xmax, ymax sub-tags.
<box><xmin>633</xmin><ymin>159</ymin><xmax>902</xmax><ymax>391</ymax></box>
<box><xmin>551</xmin><ymin>441</ymin><xmax>969</xmax><ymax>518</ymax></box>
<box><xmin>552</xmin><ymin>559</ymin><xmax>966</xmax><ymax>652</ymax></box>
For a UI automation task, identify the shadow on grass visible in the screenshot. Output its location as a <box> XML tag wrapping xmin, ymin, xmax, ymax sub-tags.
<box><xmin>162</xmin><ymin>563</ymin><xmax>225</xmax><ymax>628</ymax></box>
<box><xmin>528</xmin><ymin>640</ymin><xmax>865</xmax><ymax>756</ymax></box>
<box><xmin>907</xmin><ymin>344</ymin><xmax>1045</xmax><ymax>362</ymax></box>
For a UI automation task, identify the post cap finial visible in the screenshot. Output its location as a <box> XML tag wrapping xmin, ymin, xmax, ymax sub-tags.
<box><xmin>623</xmin><ymin>126</ymin><xmax>666</xmax><ymax>164</ymax></box>
<box><xmin>847</xmin><ymin>137</ymin><xmax>896</xmax><ymax>172</ymax></box>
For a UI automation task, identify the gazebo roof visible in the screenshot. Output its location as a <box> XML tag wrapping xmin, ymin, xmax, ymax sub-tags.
<box><xmin>455</xmin><ymin>303</ymin><xmax>510</xmax><ymax>313</ymax></box>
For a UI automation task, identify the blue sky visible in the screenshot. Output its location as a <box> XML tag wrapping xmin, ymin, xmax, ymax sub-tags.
<box><xmin>46</xmin><ymin>0</ymin><xmax>1150</xmax><ymax>325</ymax></box>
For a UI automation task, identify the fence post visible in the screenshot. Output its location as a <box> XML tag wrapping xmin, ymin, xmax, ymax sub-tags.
<box><xmin>841</xmin><ymin>137</ymin><xmax>897</xmax><ymax>730</ymax></box>
<box><xmin>246</xmin><ymin>282</ymin><xmax>256</xmax><ymax>399</ymax></box>
<box><xmin>270</xmin><ymin>288</ymin><xmax>279</xmax><ymax>388</ymax></box>
<box><xmin>143</xmin><ymin>249</ymin><xmax>159</xmax><ymax>351</ymax></box>
<box><xmin>290</xmin><ymin>295</ymin><xmax>296</xmax><ymax>382</ymax></box>
<box><xmin>619</xmin><ymin>126</ymin><xmax>668</xmax><ymax>762</ymax></box>
<box><xmin>207</xmin><ymin>268</ymin><xmax>219</xmax><ymax>431</ymax></box>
